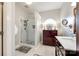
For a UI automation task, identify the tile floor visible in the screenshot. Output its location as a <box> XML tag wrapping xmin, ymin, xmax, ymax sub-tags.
<box><xmin>15</xmin><ymin>44</ymin><xmax>55</xmax><ymax>56</ymax></box>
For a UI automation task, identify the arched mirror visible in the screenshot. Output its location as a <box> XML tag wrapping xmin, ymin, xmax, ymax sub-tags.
<box><xmin>43</xmin><ymin>18</ymin><xmax>57</xmax><ymax>30</ymax></box>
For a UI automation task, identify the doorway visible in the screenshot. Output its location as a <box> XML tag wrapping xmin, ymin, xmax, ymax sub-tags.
<box><xmin>0</xmin><ymin>2</ymin><xmax>3</xmax><ymax>56</ymax></box>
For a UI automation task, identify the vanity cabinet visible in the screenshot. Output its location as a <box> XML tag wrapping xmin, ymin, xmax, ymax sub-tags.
<box><xmin>43</xmin><ymin>30</ymin><xmax>57</xmax><ymax>46</ymax></box>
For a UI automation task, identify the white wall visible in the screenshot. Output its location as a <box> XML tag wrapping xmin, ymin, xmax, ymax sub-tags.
<box><xmin>40</xmin><ymin>9</ymin><xmax>61</xmax><ymax>23</ymax></box>
<box><xmin>34</xmin><ymin>10</ymin><xmax>42</xmax><ymax>45</ymax></box>
<box><xmin>40</xmin><ymin>9</ymin><xmax>61</xmax><ymax>35</ymax></box>
<box><xmin>3</xmin><ymin>2</ymin><xmax>15</xmax><ymax>56</ymax></box>
<box><xmin>40</xmin><ymin>3</ymin><xmax>75</xmax><ymax>36</ymax></box>
<box><xmin>60</xmin><ymin>2</ymin><xmax>75</xmax><ymax>36</ymax></box>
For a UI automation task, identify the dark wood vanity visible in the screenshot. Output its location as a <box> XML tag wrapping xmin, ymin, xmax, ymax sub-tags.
<box><xmin>43</xmin><ymin>30</ymin><xmax>57</xmax><ymax>46</ymax></box>
<box><xmin>43</xmin><ymin>30</ymin><xmax>76</xmax><ymax>56</ymax></box>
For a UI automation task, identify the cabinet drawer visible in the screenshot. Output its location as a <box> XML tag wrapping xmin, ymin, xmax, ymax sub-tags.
<box><xmin>43</xmin><ymin>37</ymin><xmax>56</xmax><ymax>46</ymax></box>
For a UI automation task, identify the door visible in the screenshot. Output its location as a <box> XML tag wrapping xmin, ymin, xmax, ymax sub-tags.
<box><xmin>0</xmin><ymin>2</ymin><xmax>3</xmax><ymax>56</ymax></box>
<box><xmin>76</xmin><ymin>2</ymin><xmax>79</xmax><ymax>55</ymax></box>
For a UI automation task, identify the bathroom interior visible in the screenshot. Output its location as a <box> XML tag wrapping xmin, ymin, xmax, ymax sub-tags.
<box><xmin>15</xmin><ymin>2</ymin><xmax>76</xmax><ymax>56</ymax></box>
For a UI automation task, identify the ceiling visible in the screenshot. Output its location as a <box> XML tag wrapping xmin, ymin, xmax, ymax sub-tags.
<box><xmin>15</xmin><ymin>2</ymin><xmax>34</xmax><ymax>14</ymax></box>
<box><xmin>31</xmin><ymin>2</ymin><xmax>64</xmax><ymax>12</ymax></box>
<box><xmin>16</xmin><ymin>2</ymin><xmax>64</xmax><ymax>13</ymax></box>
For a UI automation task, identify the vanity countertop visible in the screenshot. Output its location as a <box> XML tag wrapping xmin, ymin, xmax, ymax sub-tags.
<box><xmin>56</xmin><ymin>36</ymin><xmax>76</xmax><ymax>51</ymax></box>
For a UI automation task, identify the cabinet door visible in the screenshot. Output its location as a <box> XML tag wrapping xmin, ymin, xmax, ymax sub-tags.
<box><xmin>43</xmin><ymin>37</ymin><xmax>53</xmax><ymax>46</ymax></box>
<box><xmin>43</xmin><ymin>30</ymin><xmax>50</xmax><ymax>37</ymax></box>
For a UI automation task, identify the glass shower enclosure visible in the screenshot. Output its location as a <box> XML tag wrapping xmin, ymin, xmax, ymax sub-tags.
<box><xmin>20</xmin><ymin>18</ymin><xmax>35</xmax><ymax>46</ymax></box>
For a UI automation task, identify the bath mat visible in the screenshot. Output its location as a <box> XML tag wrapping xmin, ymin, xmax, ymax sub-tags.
<box><xmin>16</xmin><ymin>46</ymin><xmax>31</xmax><ymax>53</ymax></box>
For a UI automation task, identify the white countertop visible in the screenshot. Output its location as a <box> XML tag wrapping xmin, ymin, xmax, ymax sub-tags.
<box><xmin>56</xmin><ymin>36</ymin><xmax>76</xmax><ymax>51</ymax></box>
